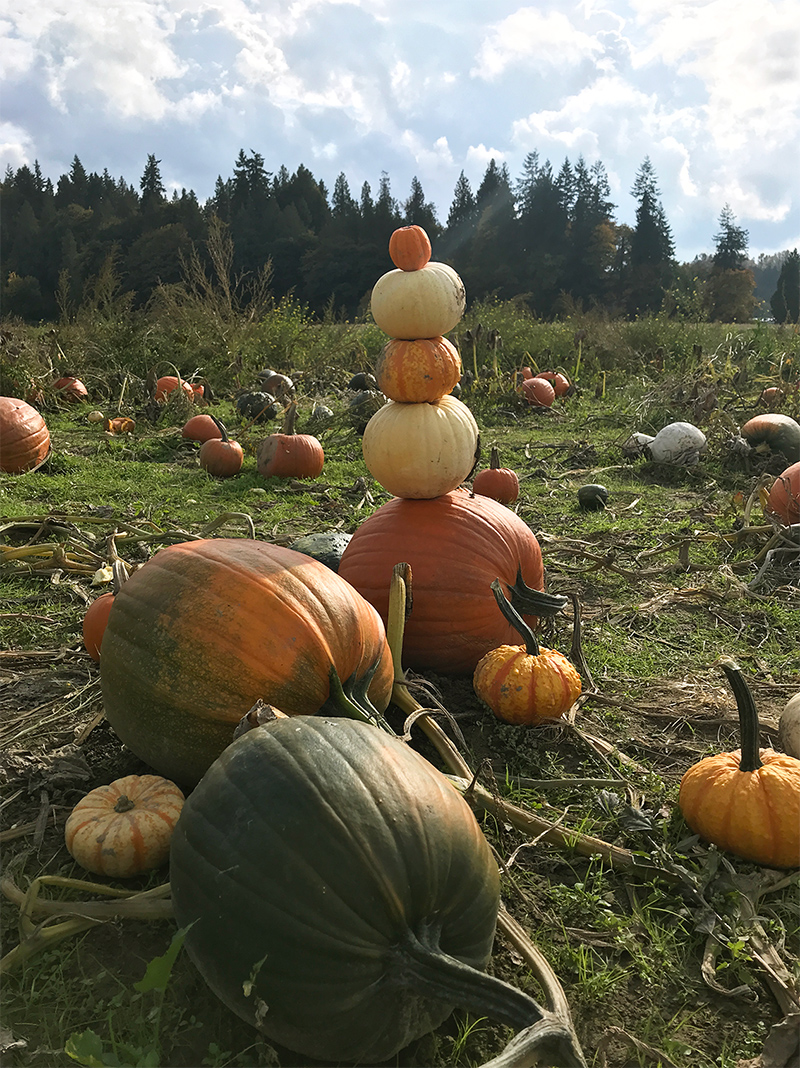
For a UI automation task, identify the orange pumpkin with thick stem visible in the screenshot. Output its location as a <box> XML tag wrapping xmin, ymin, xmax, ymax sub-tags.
<box><xmin>65</xmin><ymin>774</ymin><xmax>185</xmax><ymax>878</ymax></box>
<box><xmin>257</xmin><ymin>402</ymin><xmax>324</xmax><ymax>479</ymax></box>
<box><xmin>388</xmin><ymin>224</ymin><xmax>432</xmax><ymax>272</ymax></box>
<box><xmin>83</xmin><ymin>592</ymin><xmax>115</xmax><ymax>661</ymax></box>
<box><xmin>337</xmin><ymin>489</ymin><xmax>567</xmax><ymax>674</ymax></box>
<box><xmin>472</xmin><ymin>446</ymin><xmax>519</xmax><ymax>506</ymax></box>
<box><xmin>473</xmin><ymin>580</ymin><xmax>581</xmax><ymax>725</ymax></box>
<box><xmin>678</xmin><ymin>660</ymin><xmax>800</xmax><ymax>868</ymax></box>
<box><xmin>0</xmin><ymin>397</ymin><xmax>50</xmax><ymax>473</ymax></box>
<box><xmin>100</xmin><ymin>539</ymin><xmax>394</xmax><ymax>785</ymax></box>
<box><xmin>375</xmin><ymin>336</ymin><xmax>461</xmax><ymax>403</ymax></box>
<box><xmin>199</xmin><ymin>417</ymin><xmax>244</xmax><ymax>477</ymax></box>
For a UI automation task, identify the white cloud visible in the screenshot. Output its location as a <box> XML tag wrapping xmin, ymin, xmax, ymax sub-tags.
<box><xmin>472</xmin><ymin>8</ymin><xmax>605</xmax><ymax>79</ymax></box>
<box><xmin>0</xmin><ymin>121</ymin><xmax>33</xmax><ymax>170</ymax></box>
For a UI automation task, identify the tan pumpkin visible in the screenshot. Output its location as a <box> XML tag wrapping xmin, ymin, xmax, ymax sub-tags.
<box><xmin>370</xmin><ymin>262</ymin><xmax>466</xmax><ymax>340</ymax></box>
<box><xmin>375</xmin><ymin>336</ymin><xmax>461</xmax><ymax>403</ymax></box>
<box><xmin>361</xmin><ymin>394</ymin><xmax>480</xmax><ymax>499</ymax></box>
<box><xmin>65</xmin><ymin>774</ymin><xmax>185</xmax><ymax>878</ymax></box>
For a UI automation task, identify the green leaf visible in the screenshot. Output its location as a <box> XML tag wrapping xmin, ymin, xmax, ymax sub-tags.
<box><xmin>133</xmin><ymin>925</ymin><xmax>192</xmax><ymax>994</ymax></box>
<box><xmin>65</xmin><ymin>1030</ymin><xmax>120</xmax><ymax>1067</ymax></box>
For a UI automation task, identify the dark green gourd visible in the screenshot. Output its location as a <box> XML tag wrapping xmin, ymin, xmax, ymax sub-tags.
<box><xmin>170</xmin><ymin>716</ymin><xmax>509</xmax><ymax>1062</ymax></box>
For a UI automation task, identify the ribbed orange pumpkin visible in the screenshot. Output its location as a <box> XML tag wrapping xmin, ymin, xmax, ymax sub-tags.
<box><xmin>766</xmin><ymin>461</ymin><xmax>800</xmax><ymax>524</ymax></box>
<box><xmin>472</xmin><ymin>447</ymin><xmax>519</xmax><ymax>506</ymax></box>
<box><xmin>337</xmin><ymin>490</ymin><xmax>566</xmax><ymax>674</ymax></box>
<box><xmin>256</xmin><ymin>402</ymin><xmax>324</xmax><ymax>480</ymax></box>
<box><xmin>83</xmin><ymin>592</ymin><xmax>115</xmax><ymax>661</ymax></box>
<box><xmin>0</xmin><ymin>397</ymin><xmax>50</xmax><ymax>473</ymax></box>
<box><xmin>474</xmin><ymin>581</ymin><xmax>581</xmax><ymax>725</ymax></box>
<box><xmin>65</xmin><ymin>774</ymin><xmax>185</xmax><ymax>878</ymax></box>
<box><xmin>100</xmin><ymin>539</ymin><xmax>394</xmax><ymax>785</ymax></box>
<box><xmin>375</xmin><ymin>336</ymin><xmax>461</xmax><ymax>403</ymax></box>
<box><xmin>678</xmin><ymin>661</ymin><xmax>800</xmax><ymax>869</ymax></box>
<box><xmin>388</xmin><ymin>225</ymin><xmax>432</xmax><ymax>272</ymax></box>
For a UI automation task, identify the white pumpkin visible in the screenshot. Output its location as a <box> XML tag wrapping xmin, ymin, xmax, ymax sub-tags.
<box><xmin>370</xmin><ymin>262</ymin><xmax>466</xmax><ymax>339</ymax></box>
<box><xmin>621</xmin><ymin>432</ymin><xmax>655</xmax><ymax>459</ymax></box>
<box><xmin>779</xmin><ymin>693</ymin><xmax>800</xmax><ymax>759</ymax></box>
<box><xmin>362</xmin><ymin>394</ymin><xmax>480</xmax><ymax>499</ymax></box>
<box><xmin>647</xmin><ymin>422</ymin><xmax>707</xmax><ymax>466</ymax></box>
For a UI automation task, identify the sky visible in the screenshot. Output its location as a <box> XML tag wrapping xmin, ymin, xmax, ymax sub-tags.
<box><xmin>2</xmin><ymin>0</ymin><xmax>799</xmax><ymax>263</ymax></box>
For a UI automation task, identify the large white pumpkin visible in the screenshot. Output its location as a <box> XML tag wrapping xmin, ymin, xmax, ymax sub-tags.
<box><xmin>362</xmin><ymin>395</ymin><xmax>480</xmax><ymax>499</ymax></box>
<box><xmin>370</xmin><ymin>262</ymin><xmax>466</xmax><ymax>340</ymax></box>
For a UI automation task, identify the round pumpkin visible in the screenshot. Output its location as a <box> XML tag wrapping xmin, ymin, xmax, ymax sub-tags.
<box><xmin>678</xmin><ymin>661</ymin><xmax>800</xmax><ymax>869</ymax></box>
<box><xmin>256</xmin><ymin>402</ymin><xmax>324</xmax><ymax>480</ymax></box>
<box><xmin>519</xmin><ymin>376</ymin><xmax>555</xmax><ymax>407</ymax></box>
<box><xmin>361</xmin><ymin>394</ymin><xmax>480</xmax><ymax>499</ymax></box>
<box><xmin>370</xmin><ymin>262</ymin><xmax>466</xmax><ymax>340</ymax></box>
<box><xmin>182</xmin><ymin>414</ymin><xmax>223</xmax><ymax>443</ymax></box>
<box><xmin>388</xmin><ymin>224</ymin><xmax>433</xmax><ymax>272</ymax></box>
<box><xmin>473</xmin><ymin>581</ymin><xmax>581</xmax><ymax>725</ymax></box>
<box><xmin>739</xmin><ymin>413</ymin><xmax>800</xmax><ymax>461</ymax></box>
<box><xmin>65</xmin><ymin>774</ymin><xmax>185</xmax><ymax>878</ymax></box>
<box><xmin>53</xmin><ymin>376</ymin><xmax>89</xmax><ymax>402</ymax></box>
<box><xmin>100</xmin><ymin>539</ymin><xmax>394</xmax><ymax>786</ymax></box>
<box><xmin>338</xmin><ymin>489</ymin><xmax>566</xmax><ymax>674</ymax></box>
<box><xmin>170</xmin><ymin>715</ymin><xmax>501</xmax><ymax>1062</ymax></box>
<box><xmin>375</xmin><ymin>336</ymin><xmax>462</xmax><ymax>403</ymax></box>
<box><xmin>0</xmin><ymin>397</ymin><xmax>50</xmax><ymax>473</ymax></box>
<box><xmin>199</xmin><ymin>418</ymin><xmax>243</xmax><ymax>478</ymax></box>
<box><xmin>155</xmin><ymin>375</ymin><xmax>195</xmax><ymax>403</ymax></box>
<box><xmin>535</xmin><ymin>371</ymin><xmax>571</xmax><ymax>397</ymax></box>
<box><xmin>765</xmin><ymin>461</ymin><xmax>800</xmax><ymax>524</ymax></box>
<box><xmin>472</xmin><ymin>446</ymin><xmax>519</xmax><ymax>506</ymax></box>
<box><xmin>83</xmin><ymin>592</ymin><xmax>115</xmax><ymax>661</ymax></box>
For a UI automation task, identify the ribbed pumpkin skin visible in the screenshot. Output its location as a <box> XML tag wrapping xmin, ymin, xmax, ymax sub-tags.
<box><xmin>0</xmin><ymin>397</ymin><xmax>51</xmax><ymax>473</ymax></box>
<box><xmin>65</xmin><ymin>774</ymin><xmax>185</xmax><ymax>878</ymax></box>
<box><xmin>371</xmin><ymin>262</ymin><xmax>466</xmax><ymax>339</ymax></box>
<box><xmin>376</xmin><ymin>336</ymin><xmax>462</xmax><ymax>403</ymax></box>
<box><xmin>100</xmin><ymin>540</ymin><xmax>394</xmax><ymax>786</ymax></box>
<box><xmin>362</xmin><ymin>395</ymin><xmax>479</xmax><ymax>499</ymax></box>
<box><xmin>256</xmin><ymin>432</ymin><xmax>324</xmax><ymax>478</ymax></box>
<box><xmin>678</xmin><ymin>748</ymin><xmax>800</xmax><ymax>868</ymax></box>
<box><xmin>338</xmin><ymin>491</ymin><xmax>545</xmax><ymax>673</ymax></box>
<box><xmin>170</xmin><ymin>716</ymin><xmax>500</xmax><ymax>1062</ymax></box>
<box><xmin>474</xmin><ymin>645</ymin><xmax>582</xmax><ymax>725</ymax></box>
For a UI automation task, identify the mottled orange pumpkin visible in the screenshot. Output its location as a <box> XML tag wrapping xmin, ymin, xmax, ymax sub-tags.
<box><xmin>375</xmin><ymin>336</ymin><xmax>461</xmax><ymax>403</ymax></box>
<box><xmin>678</xmin><ymin>661</ymin><xmax>800</xmax><ymax>869</ymax></box>
<box><xmin>473</xmin><ymin>580</ymin><xmax>581</xmax><ymax>725</ymax></box>
<box><xmin>0</xmin><ymin>397</ymin><xmax>50</xmax><ymax>473</ymax></box>
<box><xmin>388</xmin><ymin>225</ymin><xmax>432</xmax><ymax>272</ymax></box>
<box><xmin>65</xmin><ymin>774</ymin><xmax>185</xmax><ymax>878</ymax></box>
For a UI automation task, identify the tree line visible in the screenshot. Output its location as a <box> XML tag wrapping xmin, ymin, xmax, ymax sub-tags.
<box><xmin>1</xmin><ymin>150</ymin><xmax>798</xmax><ymax>325</ymax></box>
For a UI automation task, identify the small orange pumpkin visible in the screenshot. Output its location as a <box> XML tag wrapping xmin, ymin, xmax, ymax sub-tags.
<box><xmin>199</xmin><ymin>417</ymin><xmax>244</xmax><ymax>477</ymax></box>
<box><xmin>388</xmin><ymin>225</ymin><xmax>432</xmax><ymax>272</ymax></box>
<box><xmin>375</xmin><ymin>336</ymin><xmax>461</xmax><ymax>403</ymax></box>
<box><xmin>65</xmin><ymin>774</ymin><xmax>186</xmax><ymax>878</ymax></box>
<box><xmin>256</xmin><ymin>402</ymin><xmax>324</xmax><ymax>480</ymax></box>
<box><xmin>535</xmin><ymin>370</ymin><xmax>571</xmax><ymax>397</ymax></box>
<box><xmin>155</xmin><ymin>375</ymin><xmax>195</xmax><ymax>403</ymax></box>
<box><xmin>678</xmin><ymin>660</ymin><xmax>800</xmax><ymax>869</ymax></box>
<box><xmin>83</xmin><ymin>592</ymin><xmax>115</xmax><ymax>661</ymax></box>
<box><xmin>54</xmin><ymin>376</ymin><xmax>89</xmax><ymax>402</ymax></box>
<box><xmin>519</xmin><ymin>376</ymin><xmax>555</xmax><ymax>408</ymax></box>
<box><xmin>0</xmin><ymin>397</ymin><xmax>51</xmax><ymax>473</ymax></box>
<box><xmin>765</xmin><ymin>461</ymin><xmax>800</xmax><ymax>524</ymax></box>
<box><xmin>182</xmin><ymin>413</ymin><xmax>224</xmax><ymax>443</ymax></box>
<box><xmin>472</xmin><ymin>446</ymin><xmax>519</xmax><ymax>506</ymax></box>
<box><xmin>103</xmin><ymin>416</ymin><xmax>136</xmax><ymax>435</ymax></box>
<box><xmin>473</xmin><ymin>580</ymin><xmax>581</xmax><ymax>725</ymax></box>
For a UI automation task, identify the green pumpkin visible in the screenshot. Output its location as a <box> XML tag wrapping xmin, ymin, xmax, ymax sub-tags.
<box><xmin>170</xmin><ymin>716</ymin><xmax>507</xmax><ymax>1063</ymax></box>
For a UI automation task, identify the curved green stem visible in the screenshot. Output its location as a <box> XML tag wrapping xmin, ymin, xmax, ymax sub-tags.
<box><xmin>506</xmin><ymin>567</ymin><xmax>568</xmax><ymax>618</ymax></box>
<box><xmin>719</xmin><ymin>658</ymin><xmax>763</xmax><ymax>773</ymax></box>
<box><xmin>490</xmin><ymin>579</ymin><xmax>540</xmax><ymax>656</ymax></box>
<box><xmin>322</xmin><ymin>662</ymin><xmax>394</xmax><ymax>734</ymax></box>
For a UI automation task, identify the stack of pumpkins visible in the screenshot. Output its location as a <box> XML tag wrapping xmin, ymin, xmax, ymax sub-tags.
<box><xmin>338</xmin><ymin>228</ymin><xmax>570</xmax><ymax>678</ymax></box>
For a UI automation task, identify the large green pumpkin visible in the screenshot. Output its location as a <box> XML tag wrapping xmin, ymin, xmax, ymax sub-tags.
<box><xmin>100</xmin><ymin>539</ymin><xmax>393</xmax><ymax>787</ymax></box>
<box><xmin>169</xmin><ymin>716</ymin><xmax>503</xmax><ymax>1063</ymax></box>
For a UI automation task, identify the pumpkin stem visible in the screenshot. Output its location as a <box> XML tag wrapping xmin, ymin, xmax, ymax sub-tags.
<box><xmin>719</xmin><ymin>659</ymin><xmax>763</xmax><ymax>773</ymax></box>
<box><xmin>282</xmin><ymin>401</ymin><xmax>298</xmax><ymax>436</ymax></box>
<box><xmin>507</xmin><ymin>567</ymin><xmax>569</xmax><ymax>618</ymax></box>
<box><xmin>489</xmin><ymin>446</ymin><xmax>502</xmax><ymax>470</ymax></box>
<box><xmin>322</xmin><ymin>663</ymin><xmax>394</xmax><ymax>734</ymax></box>
<box><xmin>208</xmin><ymin>415</ymin><xmax>230</xmax><ymax>442</ymax></box>
<box><xmin>386</xmin><ymin>562</ymin><xmax>413</xmax><ymax>684</ymax></box>
<box><xmin>114</xmin><ymin>795</ymin><xmax>136</xmax><ymax>813</ymax></box>
<box><xmin>490</xmin><ymin>579</ymin><xmax>540</xmax><ymax>656</ymax></box>
<box><xmin>390</xmin><ymin>924</ymin><xmax>587</xmax><ymax>1067</ymax></box>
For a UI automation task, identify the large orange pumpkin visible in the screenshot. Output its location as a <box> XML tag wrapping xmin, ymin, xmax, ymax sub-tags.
<box><xmin>0</xmin><ymin>397</ymin><xmax>50</xmax><ymax>473</ymax></box>
<box><xmin>519</xmin><ymin>376</ymin><xmax>555</xmax><ymax>407</ymax></box>
<box><xmin>100</xmin><ymin>539</ymin><xmax>394</xmax><ymax>786</ymax></box>
<box><xmin>375</xmin><ymin>336</ymin><xmax>461</xmax><ymax>403</ymax></box>
<box><xmin>337</xmin><ymin>490</ymin><xmax>566</xmax><ymax>674</ymax></box>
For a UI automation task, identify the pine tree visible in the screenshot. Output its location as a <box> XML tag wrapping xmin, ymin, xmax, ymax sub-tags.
<box><xmin>628</xmin><ymin>157</ymin><xmax>675</xmax><ymax>313</ymax></box>
<box><xmin>140</xmin><ymin>155</ymin><xmax>166</xmax><ymax>211</ymax></box>
<box><xmin>771</xmin><ymin>249</ymin><xmax>800</xmax><ymax>323</ymax></box>
<box><xmin>713</xmin><ymin>205</ymin><xmax>749</xmax><ymax>270</ymax></box>
<box><xmin>445</xmin><ymin>171</ymin><xmax>476</xmax><ymax>232</ymax></box>
<box><xmin>402</xmin><ymin>177</ymin><xmax>439</xmax><ymax>236</ymax></box>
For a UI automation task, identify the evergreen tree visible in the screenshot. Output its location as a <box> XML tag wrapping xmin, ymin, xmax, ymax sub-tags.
<box><xmin>140</xmin><ymin>155</ymin><xmax>166</xmax><ymax>211</ymax></box>
<box><xmin>402</xmin><ymin>176</ymin><xmax>439</xmax><ymax>237</ymax></box>
<box><xmin>628</xmin><ymin>157</ymin><xmax>675</xmax><ymax>313</ymax></box>
<box><xmin>445</xmin><ymin>171</ymin><xmax>476</xmax><ymax>232</ymax></box>
<box><xmin>771</xmin><ymin>249</ymin><xmax>800</xmax><ymax>323</ymax></box>
<box><xmin>713</xmin><ymin>205</ymin><xmax>749</xmax><ymax>270</ymax></box>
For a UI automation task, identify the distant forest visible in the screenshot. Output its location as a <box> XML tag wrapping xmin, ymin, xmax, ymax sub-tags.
<box><xmin>1</xmin><ymin>150</ymin><xmax>798</xmax><ymax>325</ymax></box>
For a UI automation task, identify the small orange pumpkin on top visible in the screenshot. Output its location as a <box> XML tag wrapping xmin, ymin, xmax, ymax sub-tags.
<box><xmin>388</xmin><ymin>224</ymin><xmax>432</xmax><ymax>272</ymax></box>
